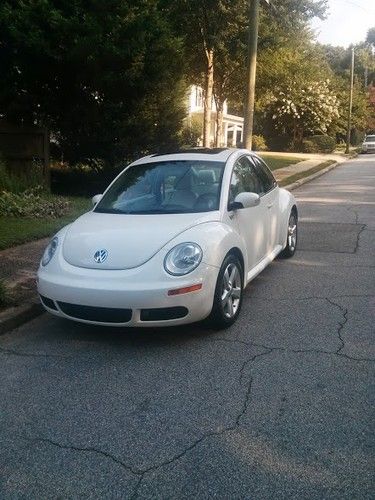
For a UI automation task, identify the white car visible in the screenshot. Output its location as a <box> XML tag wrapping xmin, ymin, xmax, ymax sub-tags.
<box><xmin>38</xmin><ymin>148</ymin><xmax>298</xmax><ymax>329</ymax></box>
<box><xmin>361</xmin><ymin>135</ymin><xmax>375</xmax><ymax>153</ymax></box>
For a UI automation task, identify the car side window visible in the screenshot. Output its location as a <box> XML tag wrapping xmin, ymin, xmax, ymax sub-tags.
<box><xmin>228</xmin><ymin>156</ymin><xmax>262</xmax><ymax>207</ymax></box>
<box><xmin>252</xmin><ymin>156</ymin><xmax>277</xmax><ymax>194</ymax></box>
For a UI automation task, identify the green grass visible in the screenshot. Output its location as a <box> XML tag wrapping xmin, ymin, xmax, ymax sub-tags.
<box><xmin>0</xmin><ymin>196</ymin><xmax>92</xmax><ymax>250</ymax></box>
<box><xmin>279</xmin><ymin>160</ymin><xmax>336</xmax><ymax>187</ymax></box>
<box><xmin>259</xmin><ymin>154</ymin><xmax>302</xmax><ymax>171</ymax></box>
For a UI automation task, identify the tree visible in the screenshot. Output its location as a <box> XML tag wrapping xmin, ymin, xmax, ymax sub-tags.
<box><xmin>269</xmin><ymin>79</ymin><xmax>339</xmax><ymax>142</ymax></box>
<box><xmin>367</xmin><ymin>27</ymin><xmax>375</xmax><ymax>46</ymax></box>
<box><xmin>0</xmin><ymin>0</ymin><xmax>186</xmax><ymax>165</ymax></box>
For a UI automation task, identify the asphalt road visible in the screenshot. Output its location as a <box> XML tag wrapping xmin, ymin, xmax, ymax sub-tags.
<box><xmin>1</xmin><ymin>155</ymin><xmax>374</xmax><ymax>499</ymax></box>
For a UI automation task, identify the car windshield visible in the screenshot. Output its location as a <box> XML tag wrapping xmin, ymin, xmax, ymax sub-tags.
<box><xmin>94</xmin><ymin>160</ymin><xmax>225</xmax><ymax>214</ymax></box>
<box><xmin>365</xmin><ymin>136</ymin><xmax>375</xmax><ymax>142</ymax></box>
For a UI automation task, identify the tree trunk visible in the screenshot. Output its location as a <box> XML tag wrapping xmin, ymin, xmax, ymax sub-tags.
<box><xmin>203</xmin><ymin>48</ymin><xmax>214</xmax><ymax>147</ymax></box>
<box><xmin>215</xmin><ymin>98</ymin><xmax>224</xmax><ymax>147</ymax></box>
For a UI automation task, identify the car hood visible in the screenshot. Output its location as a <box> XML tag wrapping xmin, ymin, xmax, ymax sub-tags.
<box><xmin>62</xmin><ymin>211</ymin><xmax>220</xmax><ymax>270</ymax></box>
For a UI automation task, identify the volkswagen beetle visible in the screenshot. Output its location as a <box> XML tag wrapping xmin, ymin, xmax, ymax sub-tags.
<box><xmin>38</xmin><ymin>148</ymin><xmax>298</xmax><ymax>329</ymax></box>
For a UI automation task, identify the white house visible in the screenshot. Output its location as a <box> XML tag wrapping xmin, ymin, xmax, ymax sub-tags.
<box><xmin>187</xmin><ymin>85</ymin><xmax>244</xmax><ymax>147</ymax></box>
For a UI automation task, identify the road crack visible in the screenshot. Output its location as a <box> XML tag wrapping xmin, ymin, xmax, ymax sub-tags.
<box><xmin>354</xmin><ymin>224</ymin><xmax>367</xmax><ymax>253</ymax></box>
<box><xmin>325</xmin><ymin>298</ymin><xmax>348</xmax><ymax>353</ymax></box>
<box><xmin>27</xmin><ymin>352</ymin><xmax>261</xmax><ymax>498</ymax></box>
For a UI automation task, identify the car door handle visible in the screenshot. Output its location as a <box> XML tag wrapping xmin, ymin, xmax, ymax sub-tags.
<box><xmin>267</xmin><ymin>203</ymin><xmax>274</xmax><ymax>209</ymax></box>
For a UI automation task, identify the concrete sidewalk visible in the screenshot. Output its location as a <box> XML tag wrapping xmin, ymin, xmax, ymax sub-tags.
<box><xmin>272</xmin><ymin>153</ymin><xmax>347</xmax><ymax>182</ymax></box>
<box><xmin>0</xmin><ymin>153</ymin><xmax>348</xmax><ymax>333</ymax></box>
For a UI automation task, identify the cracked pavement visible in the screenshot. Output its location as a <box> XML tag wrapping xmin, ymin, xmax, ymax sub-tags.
<box><xmin>0</xmin><ymin>155</ymin><xmax>374</xmax><ymax>499</ymax></box>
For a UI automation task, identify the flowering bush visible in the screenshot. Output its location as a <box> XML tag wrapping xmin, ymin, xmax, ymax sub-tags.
<box><xmin>270</xmin><ymin>79</ymin><xmax>340</xmax><ymax>143</ymax></box>
<box><xmin>0</xmin><ymin>186</ymin><xmax>71</xmax><ymax>218</ymax></box>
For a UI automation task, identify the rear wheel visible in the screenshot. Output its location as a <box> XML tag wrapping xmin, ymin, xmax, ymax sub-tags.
<box><xmin>280</xmin><ymin>211</ymin><xmax>297</xmax><ymax>258</ymax></box>
<box><xmin>207</xmin><ymin>254</ymin><xmax>243</xmax><ymax>329</ymax></box>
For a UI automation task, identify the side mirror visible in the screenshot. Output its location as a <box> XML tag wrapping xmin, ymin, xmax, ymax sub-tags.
<box><xmin>230</xmin><ymin>192</ymin><xmax>260</xmax><ymax>210</ymax></box>
<box><xmin>92</xmin><ymin>194</ymin><xmax>103</xmax><ymax>206</ymax></box>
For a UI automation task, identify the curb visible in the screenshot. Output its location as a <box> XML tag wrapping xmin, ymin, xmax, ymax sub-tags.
<box><xmin>283</xmin><ymin>161</ymin><xmax>340</xmax><ymax>191</ymax></box>
<box><xmin>283</xmin><ymin>152</ymin><xmax>358</xmax><ymax>191</ymax></box>
<box><xmin>0</xmin><ymin>302</ymin><xmax>44</xmax><ymax>336</ymax></box>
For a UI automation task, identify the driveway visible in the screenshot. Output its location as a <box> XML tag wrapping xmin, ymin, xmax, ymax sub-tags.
<box><xmin>0</xmin><ymin>155</ymin><xmax>374</xmax><ymax>499</ymax></box>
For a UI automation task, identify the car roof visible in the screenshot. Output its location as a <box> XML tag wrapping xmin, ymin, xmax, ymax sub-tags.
<box><xmin>130</xmin><ymin>148</ymin><xmax>255</xmax><ymax>166</ymax></box>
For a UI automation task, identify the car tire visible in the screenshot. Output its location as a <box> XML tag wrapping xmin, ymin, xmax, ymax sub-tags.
<box><xmin>279</xmin><ymin>211</ymin><xmax>297</xmax><ymax>258</ymax></box>
<box><xmin>207</xmin><ymin>253</ymin><xmax>243</xmax><ymax>330</ymax></box>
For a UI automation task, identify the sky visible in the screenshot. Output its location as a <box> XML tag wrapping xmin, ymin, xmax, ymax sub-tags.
<box><xmin>310</xmin><ymin>0</ymin><xmax>375</xmax><ymax>47</ymax></box>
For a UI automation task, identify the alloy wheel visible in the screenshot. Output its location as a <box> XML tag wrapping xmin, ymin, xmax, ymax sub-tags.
<box><xmin>221</xmin><ymin>262</ymin><xmax>242</xmax><ymax>318</ymax></box>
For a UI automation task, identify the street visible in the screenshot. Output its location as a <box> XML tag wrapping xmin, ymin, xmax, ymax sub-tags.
<box><xmin>0</xmin><ymin>155</ymin><xmax>374</xmax><ymax>499</ymax></box>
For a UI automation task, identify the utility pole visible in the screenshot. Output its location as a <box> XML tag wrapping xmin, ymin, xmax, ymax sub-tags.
<box><xmin>345</xmin><ymin>47</ymin><xmax>355</xmax><ymax>154</ymax></box>
<box><xmin>243</xmin><ymin>0</ymin><xmax>260</xmax><ymax>150</ymax></box>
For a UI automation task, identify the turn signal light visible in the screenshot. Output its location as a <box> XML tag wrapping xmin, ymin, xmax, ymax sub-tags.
<box><xmin>168</xmin><ymin>283</ymin><xmax>202</xmax><ymax>296</ymax></box>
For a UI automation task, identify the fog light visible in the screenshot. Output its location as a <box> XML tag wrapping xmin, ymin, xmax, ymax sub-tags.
<box><xmin>168</xmin><ymin>283</ymin><xmax>202</xmax><ymax>296</ymax></box>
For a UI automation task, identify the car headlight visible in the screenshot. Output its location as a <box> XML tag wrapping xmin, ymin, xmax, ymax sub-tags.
<box><xmin>41</xmin><ymin>237</ymin><xmax>58</xmax><ymax>266</ymax></box>
<box><xmin>164</xmin><ymin>242</ymin><xmax>203</xmax><ymax>276</ymax></box>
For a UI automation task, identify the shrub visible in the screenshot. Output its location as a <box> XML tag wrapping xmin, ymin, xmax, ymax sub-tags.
<box><xmin>301</xmin><ymin>139</ymin><xmax>319</xmax><ymax>153</ymax></box>
<box><xmin>0</xmin><ymin>157</ymin><xmax>47</xmax><ymax>193</ymax></box>
<box><xmin>308</xmin><ymin>135</ymin><xmax>336</xmax><ymax>153</ymax></box>
<box><xmin>252</xmin><ymin>135</ymin><xmax>268</xmax><ymax>151</ymax></box>
<box><xmin>266</xmin><ymin>135</ymin><xmax>290</xmax><ymax>152</ymax></box>
<box><xmin>180</xmin><ymin>116</ymin><xmax>202</xmax><ymax>148</ymax></box>
<box><xmin>0</xmin><ymin>186</ymin><xmax>70</xmax><ymax>218</ymax></box>
<box><xmin>51</xmin><ymin>164</ymin><xmax>121</xmax><ymax>196</ymax></box>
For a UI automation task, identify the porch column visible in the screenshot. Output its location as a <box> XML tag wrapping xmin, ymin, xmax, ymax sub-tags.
<box><xmin>232</xmin><ymin>124</ymin><xmax>238</xmax><ymax>147</ymax></box>
<box><xmin>223</xmin><ymin>122</ymin><xmax>228</xmax><ymax>147</ymax></box>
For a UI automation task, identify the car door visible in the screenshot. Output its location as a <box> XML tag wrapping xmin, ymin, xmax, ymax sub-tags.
<box><xmin>228</xmin><ymin>156</ymin><xmax>268</xmax><ymax>271</ymax></box>
<box><xmin>251</xmin><ymin>156</ymin><xmax>279</xmax><ymax>254</ymax></box>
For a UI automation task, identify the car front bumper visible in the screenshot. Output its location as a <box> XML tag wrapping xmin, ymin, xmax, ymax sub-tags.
<box><xmin>37</xmin><ymin>252</ymin><xmax>219</xmax><ymax>327</ymax></box>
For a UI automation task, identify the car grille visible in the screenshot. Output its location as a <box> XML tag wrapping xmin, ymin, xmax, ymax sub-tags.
<box><xmin>57</xmin><ymin>301</ymin><xmax>132</xmax><ymax>323</ymax></box>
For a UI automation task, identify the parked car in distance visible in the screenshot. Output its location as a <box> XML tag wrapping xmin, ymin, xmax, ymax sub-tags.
<box><xmin>37</xmin><ymin>148</ymin><xmax>298</xmax><ymax>329</ymax></box>
<box><xmin>361</xmin><ymin>135</ymin><xmax>375</xmax><ymax>153</ymax></box>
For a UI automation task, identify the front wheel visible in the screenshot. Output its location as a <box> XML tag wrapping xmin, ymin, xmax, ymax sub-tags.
<box><xmin>207</xmin><ymin>254</ymin><xmax>243</xmax><ymax>330</ymax></box>
<box><xmin>280</xmin><ymin>211</ymin><xmax>298</xmax><ymax>258</ymax></box>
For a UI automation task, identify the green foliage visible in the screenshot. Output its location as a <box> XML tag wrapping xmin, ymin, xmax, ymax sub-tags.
<box><xmin>269</xmin><ymin>79</ymin><xmax>340</xmax><ymax>142</ymax></box>
<box><xmin>0</xmin><ymin>186</ymin><xmax>70</xmax><ymax>218</ymax></box>
<box><xmin>307</xmin><ymin>135</ymin><xmax>336</xmax><ymax>153</ymax></box>
<box><xmin>252</xmin><ymin>135</ymin><xmax>268</xmax><ymax>151</ymax></box>
<box><xmin>0</xmin><ymin>158</ymin><xmax>46</xmax><ymax>193</ymax></box>
<box><xmin>0</xmin><ymin>0</ymin><xmax>187</xmax><ymax>165</ymax></box>
<box><xmin>180</xmin><ymin>116</ymin><xmax>202</xmax><ymax>147</ymax></box>
<box><xmin>51</xmin><ymin>163</ymin><xmax>122</xmax><ymax>197</ymax></box>
<box><xmin>301</xmin><ymin>139</ymin><xmax>318</xmax><ymax>154</ymax></box>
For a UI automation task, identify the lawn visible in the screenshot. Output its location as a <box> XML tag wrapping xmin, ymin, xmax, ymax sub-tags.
<box><xmin>0</xmin><ymin>196</ymin><xmax>92</xmax><ymax>250</ymax></box>
<box><xmin>259</xmin><ymin>154</ymin><xmax>302</xmax><ymax>171</ymax></box>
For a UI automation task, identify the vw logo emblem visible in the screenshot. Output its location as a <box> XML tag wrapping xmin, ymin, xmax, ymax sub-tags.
<box><xmin>94</xmin><ymin>249</ymin><xmax>108</xmax><ymax>263</ymax></box>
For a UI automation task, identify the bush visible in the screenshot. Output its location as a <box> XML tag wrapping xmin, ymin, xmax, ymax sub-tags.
<box><xmin>0</xmin><ymin>186</ymin><xmax>70</xmax><ymax>218</ymax></box>
<box><xmin>180</xmin><ymin>116</ymin><xmax>202</xmax><ymax>148</ymax></box>
<box><xmin>266</xmin><ymin>135</ymin><xmax>290</xmax><ymax>152</ymax></box>
<box><xmin>301</xmin><ymin>139</ymin><xmax>319</xmax><ymax>153</ymax></box>
<box><xmin>51</xmin><ymin>164</ymin><xmax>122</xmax><ymax>197</ymax></box>
<box><xmin>0</xmin><ymin>158</ymin><xmax>46</xmax><ymax>193</ymax></box>
<box><xmin>252</xmin><ymin>135</ymin><xmax>268</xmax><ymax>151</ymax></box>
<box><xmin>308</xmin><ymin>135</ymin><xmax>336</xmax><ymax>153</ymax></box>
